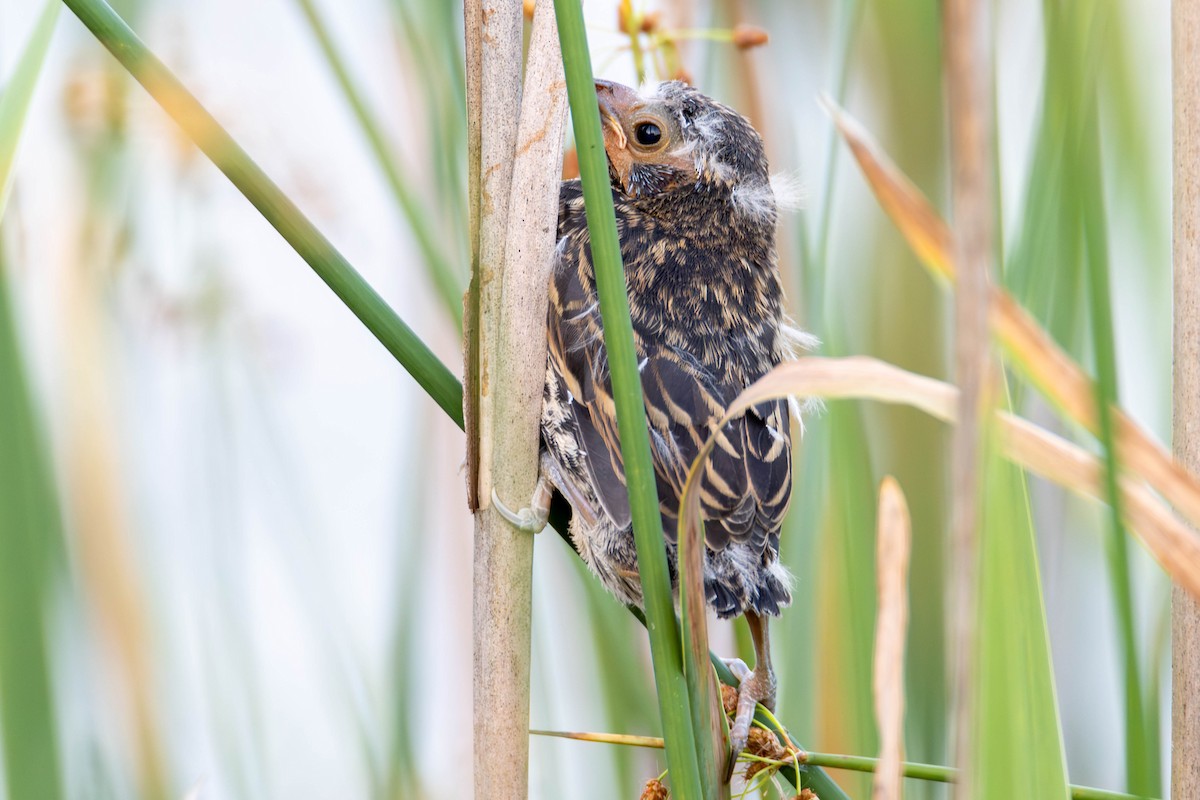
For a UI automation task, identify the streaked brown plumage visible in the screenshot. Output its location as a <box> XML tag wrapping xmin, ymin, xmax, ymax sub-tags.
<box><xmin>535</xmin><ymin>79</ymin><xmax>810</xmax><ymax>774</ymax></box>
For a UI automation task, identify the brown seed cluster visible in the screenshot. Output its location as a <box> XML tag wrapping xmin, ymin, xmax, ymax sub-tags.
<box><xmin>748</xmin><ymin>727</ymin><xmax>788</xmax><ymax>760</ymax></box>
<box><xmin>744</xmin><ymin>727</ymin><xmax>789</xmax><ymax>779</ymax></box>
<box><xmin>720</xmin><ymin>684</ymin><xmax>739</xmax><ymax>717</ymax></box>
<box><xmin>638</xmin><ymin>777</ymin><xmax>669</xmax><ymax>800</ymax></box>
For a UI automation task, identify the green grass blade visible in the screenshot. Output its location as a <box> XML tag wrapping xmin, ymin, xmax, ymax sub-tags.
<box><xmin>550</xmin><ymin>1</ymin><xmax>707</xmax><ymax>796</ymax></box>
<box><xmin>60</xmin><ymin>0</ymin><xmax>464</xmax><ymax>427</ymax></box>
<box><xmin>387</xmin><ymin>0</ymin><xmax>468</xmax><ymax>234</ymax></box>
<box><xmin>798</xmin><ymin>0</ymin><xmax>866</xmax><ymax>321</ymax></box>
<box><xmin>0</xmin><ymin>248</ymin><xmax>65</xmax><ymax>800</ymax></box>
<box><xmin>1099</xmin><ymin>1</ymin><xmax>1167</xmax><ymax>280</ymax></box>
<box><xmin>0</xmin><ymin>7</ymin><xmax>65</xmax><ymax>797</ymax></box>
<box><xmin>290</xmin><ymin>0</ymin><xmax>464</xmax><ymax>331</ymax></box>
<box><xmin>1006</xmin><ymin>3</ymin><xmax>1157</xmax><ymax>788</ymax></box>
<box><xmin>384</xmin><ymin>426</ymin><xmax>435</xmax><ymax>800</ymax></box>
<box><xmin>1005</xmin><ymin>0</ymin><xmax>1094</xmax><ymax>355</ymax></box>
<box><xmin>819</xmin><ymin>401</ymin><xmax>880</xmax><ymax>798</ymax></box>
<box><xmin>1079</xmin><ymin>103</ymin><xmax>1158</xmax><ymax>796</ymax></box>
<box><xmin>0</xmin><ymin>1</ymin><xmax>60</xmax><ymax>218</ymax></box>
<box><xmin>970</xmin><ymin>434</ymin><xmax>1070</xmax><ymax>798</ymax></box>
<box><xmin>780</xmin><ymin>8</ymin><xmax>867</xmax><ymax>769</ymax></box>
<box><xmin>766</xmin><ymin>748</ymin><xmax>1151</xmax><ymax>800</ymax></box>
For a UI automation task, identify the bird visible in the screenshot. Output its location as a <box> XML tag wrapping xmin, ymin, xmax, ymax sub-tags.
<box><xmin>493</xmin><ymin>77</ymin><xmax>812</xmax><ymax>777</ymax></box>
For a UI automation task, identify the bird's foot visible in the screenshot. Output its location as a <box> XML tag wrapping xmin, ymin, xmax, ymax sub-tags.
<box><xmin>724</xmin><ymin>662</ymin><xmax>777</xmax><ymax>781</ymax></box>
<box><xmin>722</xmin><ymin>657</ymin><xmax>752</xmax><ymax>682</ymax></box>
<box><xmin>490</xmin><ymin>476</ymin><xmax>552</xmax><ymax>533</ymax></box>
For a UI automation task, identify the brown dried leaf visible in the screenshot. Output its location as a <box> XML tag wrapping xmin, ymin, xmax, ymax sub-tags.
<box><xmin>678</xmin><ymin>358</ymin><xmax>953</xmax><ymax>569</ymax></box>
<box><xmin>678</xmin><ymin>357</ymin><xmax>1200</xmax><ymax>603</ymax></box>
<box><xmin>999</xmin><ymin>414</ymin><xmax>1200</xmax><ymax>600</ymax></box>
<box><xmin>820</xmin><ymin>95</ymin><xmax>954</xmax><ymax>283</ymax></box>
<box><xmin>824</xmin><ymin>97</ymin><xmax>1200</xmax><ymax>557</ymax></box>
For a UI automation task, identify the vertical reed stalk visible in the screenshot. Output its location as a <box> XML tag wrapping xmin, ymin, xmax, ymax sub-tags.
<box><xmin>1080</xmin><ymin>110</ymin><xmax>1156</xmax><ymax>794</ymax></box>
<box><xmin>0</xmin><ymin>253</ymin><xmax>64</xmax><ymax>800</ymax></box>
<box><xmin>464</xmin><ymin>0</ymin><xmax>483</xmax><ymax>511</ymax></box>
<box><xmin>942</xmin><ymin>0</ymin><xmax>994</xmax><ymax>793</ymax></box>
<box><xmin>465</xmin><ymin>0</ymin><xmax>559</xmax><ymax>797</ymax></box>
<box><xmin>1172</xmin><ymin>0</ymin><xmax>1200</xmax><ymax>794</ymax></box>
<box><xmin>552</xmin><ymin>0</ymin><xmax>708</xmax><ymax>796</ymax></box>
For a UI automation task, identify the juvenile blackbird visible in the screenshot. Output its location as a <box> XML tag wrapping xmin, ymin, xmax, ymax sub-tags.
<box><xmin>495</xmin><ymin>79</ymin><xmax>811</xmax><ymax>774</ymax></box>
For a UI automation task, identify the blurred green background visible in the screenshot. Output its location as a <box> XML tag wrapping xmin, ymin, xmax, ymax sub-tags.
<box><xmin>0</xmin><ymin>0</ymin><xmax>1174</xmax><ymax>798</ymax></box>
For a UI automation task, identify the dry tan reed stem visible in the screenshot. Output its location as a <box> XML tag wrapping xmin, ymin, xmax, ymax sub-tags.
<box><xmin>1173</xmin><ymin>0</ymin><xmax>1200</xmax><ymax>793</ymax></box>
<box><xmin>873</xmin><ymin>478</ymin><xmax>911</xmax><ymax>800</ymax></box>
<box><xmin>942</xmin><ymin>1</ymin><xmax>995</xmax><ymax>789</ymax></box>
<box><xmin>463</xmin><ymin>0</ymin><xmax>483</xmax><ymax>510</ymax></box>
<box><xmin>467</xmin><ymin>1</ymin><xmax>536</xmax><ymax>798</ymax></box>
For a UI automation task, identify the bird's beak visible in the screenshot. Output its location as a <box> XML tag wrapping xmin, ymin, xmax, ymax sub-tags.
<box><xmin>595</xmin><ymin>79</ymin><xmax>638</xmax><ymax>147</ymax></box>
<box><xmin>595</xmin><ymin>79</ymin><xmax>639</xmax><ymax>191</ymax></box>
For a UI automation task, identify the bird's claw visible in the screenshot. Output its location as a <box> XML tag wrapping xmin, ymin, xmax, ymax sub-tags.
<box><xmin>722</xmin><ymin>657</ymin><xmax>752</xmax><ymax>682</ymax></box>
<box><xmin>490</xmin><ymin>479</ymin><xmax>551</xmax><ymax>533</ymax></box>
<box><xmin>723</xmin><ymin>665</ymin><xmax>777</xmax><ymax>781</ymax></box>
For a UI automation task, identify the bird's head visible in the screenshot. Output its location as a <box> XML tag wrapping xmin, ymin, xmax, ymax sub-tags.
<box><xmin>594</xmin><ymin>79</ymin><xmax>773</xmax><ymax>221</ymax></box>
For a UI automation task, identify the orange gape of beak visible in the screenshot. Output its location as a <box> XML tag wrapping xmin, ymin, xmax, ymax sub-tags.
<box><xmin>595</xmin><ymin>79</ymin><xmax>640</xmax><ymax>192</ymax></box>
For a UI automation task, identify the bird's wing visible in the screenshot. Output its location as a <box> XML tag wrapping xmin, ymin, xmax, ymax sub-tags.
<box><xmin>641</xmin><ymin>353</ymin><xmax>792</xmax><ymax>552</ymax></box>
<box><xmin>546</xmin><ymin>240</ymin><xmax>633</xmax><ymax>531</ymax></box>
<box><xmin>546</xmin><ymin>242</ymin><xmax>791</xmax><ymax>553</ymax></box>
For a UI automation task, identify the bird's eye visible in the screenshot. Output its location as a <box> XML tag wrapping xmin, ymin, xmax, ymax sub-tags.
<box><xmin>634</xmin><ymin>122</ymin><xmax>663</xmax><ymax>147</ymax></box>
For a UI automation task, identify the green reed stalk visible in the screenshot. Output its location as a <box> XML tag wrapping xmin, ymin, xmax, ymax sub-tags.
<box><xmin>793</xmin><ymin>752</ymin><xmax>1148</xmax><ymax>800</ymax></box>
<box><xmin>550</xmin><ymin>1</ymin><xmax>709</xmax><ymax>797</ymax></box>
<box><xmin>0</xmin><ymin>257</ymin><xmax>64</xmax><ymax>800</ymax></box>
<box><xmin>0</xmin><ymin>6</ymin><xmax>65</xmax><ymax>799</ymax></box>
<box><xmin>1079</xmin><ymin>104</ymin><xmax>1157</xmax><ymax>795</ymax></box>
